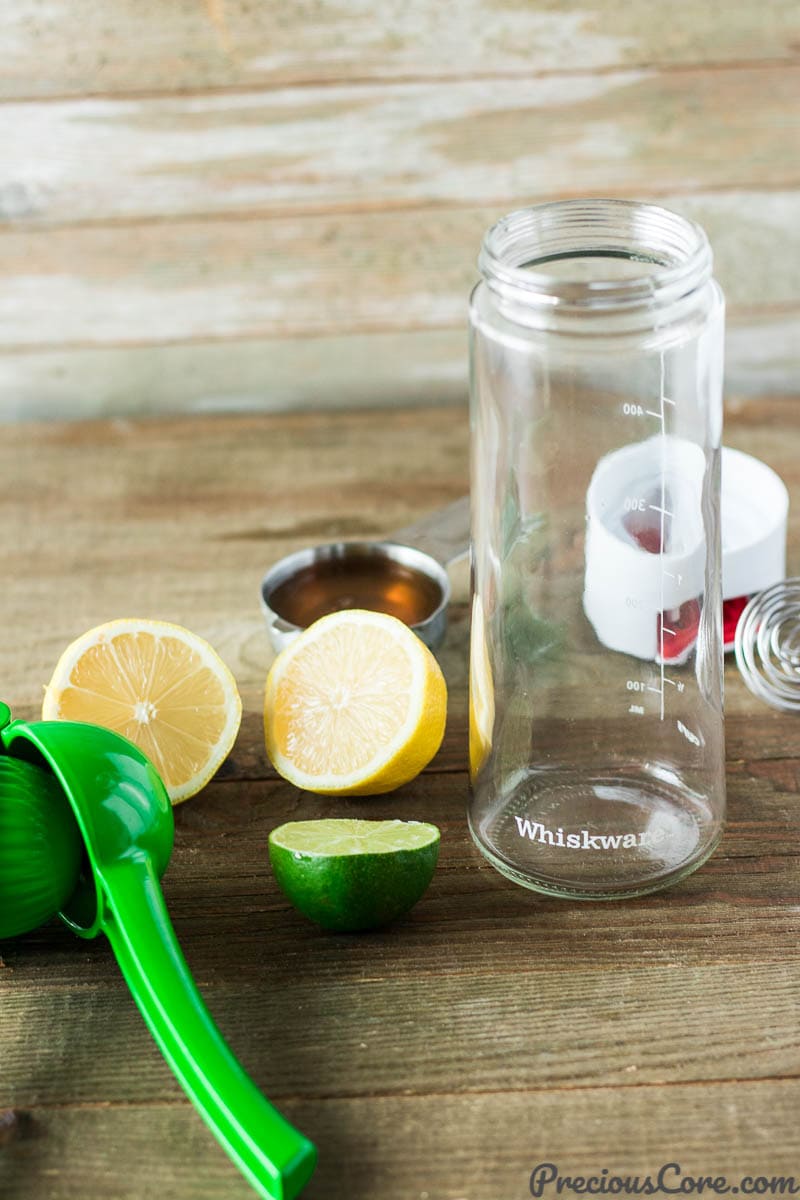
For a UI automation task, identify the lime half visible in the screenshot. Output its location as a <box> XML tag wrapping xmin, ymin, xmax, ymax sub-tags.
<box><xmin>268</xmin><ymin>818</ymin><xmax>440</xmax><ymax>932</ymax></box>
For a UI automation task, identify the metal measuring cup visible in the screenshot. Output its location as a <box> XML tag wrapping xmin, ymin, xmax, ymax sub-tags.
<box><xmin>260</xmin><ymin>497</ymin><xmax>470</xmax><ymax>653</ymax></box>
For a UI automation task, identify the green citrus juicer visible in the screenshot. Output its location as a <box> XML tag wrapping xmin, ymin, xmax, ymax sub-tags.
<box><xmin>0</xmin><ymin>702</ymin><xmax>316</xmax><ymax>1200</ymax></box>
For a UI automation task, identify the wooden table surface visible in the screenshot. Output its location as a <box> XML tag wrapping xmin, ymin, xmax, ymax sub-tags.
<box><xmin>1</xmin><ymin>400</ymin><xmax>800</xmax><ymax>1199</ymax></box>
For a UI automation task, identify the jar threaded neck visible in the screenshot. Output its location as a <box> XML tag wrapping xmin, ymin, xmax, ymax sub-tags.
<box><xmin>479</xmin><ymin>199</ymin><xmax>713</xmax><ymax>314</ymax></box>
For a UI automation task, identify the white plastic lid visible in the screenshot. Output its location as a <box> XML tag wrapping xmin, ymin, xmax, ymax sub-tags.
<box><xmin>721</xmin><ymin>446</ymin><xmax>788</xmax><ymax>600</ymax></box>
<box><xmin>583</xmin><ymin>440</ymin><xmax>788</xmax><ymax>662</ymax></box>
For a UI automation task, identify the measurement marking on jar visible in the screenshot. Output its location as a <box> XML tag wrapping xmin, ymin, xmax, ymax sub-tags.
<box><xmin>619</xmin><ymin>369</ymin><xmax>680</xmax><ymax>723</ymax></box>
<box><xmin>645</xmin><ymin>401</ymin><xmax>676</xmax><ymax>418</ymax></box>
<box><xmin>655</xmin><ymin>367</ymin><xmax>674</xmax><ymax>720</ymax></box>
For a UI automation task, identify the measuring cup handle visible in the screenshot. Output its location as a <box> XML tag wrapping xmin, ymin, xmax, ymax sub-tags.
<box><xmin>99</xmin><ymin>855</ymin><xmax>316</xmax><ymax>1200</ymax></box>
<box><xmin>390</xmin><ymin>495</ymin><xmax>471</xmax><ymax>567</ymax></box>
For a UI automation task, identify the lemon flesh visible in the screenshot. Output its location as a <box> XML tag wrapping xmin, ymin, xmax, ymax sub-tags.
<box><xmin>43</xmin><ymin>618</ymin><xmax>242</xmax><ymax>803</ymax></box>
<box><xmin>264</xmin><ymin>610</ymin><xmax>447</xmax><ymax>795</ymax></box>
<box><xmin>269</xmin><ymin>818</ymin><xmax>440</xmax><ymax>931</ymax></box>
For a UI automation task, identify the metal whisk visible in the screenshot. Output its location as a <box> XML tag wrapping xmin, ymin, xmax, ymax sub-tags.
<box><xmin>735</xmin><ymin>579</ymin><xmax>800</xmax><ymax>712</ymax></box>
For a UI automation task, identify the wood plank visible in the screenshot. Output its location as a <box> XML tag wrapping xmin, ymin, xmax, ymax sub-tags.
<box><xmin>0</xmin><ymin>329</ymin><xmax>469</xmax><ymax>423</ymax></box>
<box><xmin>3</xmin><ymin>1080</ymin><xmax>800</xmax><ymax>1200</ymax></box>
<box><xmin>1</xmin><ymin>196</ymin><xmax>799</xmax><ymax>420</ymax></box>
<box><xmin>3</xmin><ymin>0</ymin><xmax>799</xmax><ymax>100</ymax></box>
<box><xmin>1</xmin><ymin>192</ymin><xmax>799</xmax><ymax>349</ymax></box>
<box><xmin>725</xmin><ymin>311</ymin><xmax>800</xmax><ymax>400</ymax></box>
<box><xmin>3</xmin><ymin>953</ymin><xmax>800</xmax><ymax>1107</ymax></box>
<box><xmin>2</xmin><ymin>313</ymin><xmax>799</xmax><ymax>423</ymax></box>
<box><xmin>2</xmin><ymin>67</ymin><xmax>800</xmax><ymax>225</ymax></box>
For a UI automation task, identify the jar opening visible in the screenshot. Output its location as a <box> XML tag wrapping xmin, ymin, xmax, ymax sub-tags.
<box><xmin>479</xmin><ymin>199</ymin><xmax>712</xmax><ymax>313</ymax></box>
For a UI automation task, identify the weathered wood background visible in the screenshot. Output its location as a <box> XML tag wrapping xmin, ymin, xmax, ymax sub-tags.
<box><xmin>2</xmin><ymin>1</ymin><xmax>799</xmax><ymax>420</ymax></box>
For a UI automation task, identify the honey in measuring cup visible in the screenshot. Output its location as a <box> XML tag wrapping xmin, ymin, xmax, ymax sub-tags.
<box><xmin>268</xmin><ymin>553</ymin><xmax>444</xmax><ymax>630</ymax></box>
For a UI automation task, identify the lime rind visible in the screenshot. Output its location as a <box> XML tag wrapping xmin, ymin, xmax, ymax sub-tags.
<box><xmin>268</xmin><ymin>818</ymin><xmax>441</xmax><ymax>931</ymax></box>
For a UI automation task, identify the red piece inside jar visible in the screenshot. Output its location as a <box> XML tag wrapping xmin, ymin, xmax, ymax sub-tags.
<box><xmin>623</xmin><ymin>500</ymin><xmax>700</xmax><ymax>662</ymax></box>
<box><xmin>623</xmin><ymin>507</ymin><xmax>749</xmax><ymax>657</ymax></box>
<box><xmin>658</xmin><ymin>600</ymin><xmax>701</xmax><ymax>663</ymax></box>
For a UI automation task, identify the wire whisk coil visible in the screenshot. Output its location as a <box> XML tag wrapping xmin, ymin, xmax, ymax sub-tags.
<box><xmin>735</xmin><ymin>578</ymin><xmax>800</xmax><ymax>712</ymax></box>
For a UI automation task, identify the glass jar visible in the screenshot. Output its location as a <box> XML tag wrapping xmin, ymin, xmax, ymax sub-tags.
<box><xmin>467</xmin><ymin>199</ymin><xmax>726</xmax><ymax>900</ymax></box>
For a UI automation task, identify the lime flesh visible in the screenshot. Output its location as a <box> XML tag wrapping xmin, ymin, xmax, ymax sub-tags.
<box><xmin>268</xmin><ymin>818</ymin><xmax>440</xmax><ymax>932</ymax></box>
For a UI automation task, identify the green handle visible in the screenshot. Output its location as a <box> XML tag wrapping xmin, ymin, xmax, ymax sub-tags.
<box><xmin>98</xmin><ymin>854</ymin><xmax>316</xmax><ymax>1200</ymax></box>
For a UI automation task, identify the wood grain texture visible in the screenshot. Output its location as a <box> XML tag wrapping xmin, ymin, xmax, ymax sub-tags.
<box><xmin>4</xmin><ymin>1080</ymin><xmax>800</xmax><ymax>1200</ymax></box>
<box><xmin>3</xmin><ymin>0</ymin><xmax>799</xmax><ymax>100</ymax></box>
<box><xmin>1</xmin><ymin>402</ymin><xmax>800</xmax><ymax>1198</ymax></box>
<box><xmin>2</xmin><ymin>316</ymin><xmax>799</xmax><ymax>424</ymax></box>
<box><xmin>3</xmin><ymin>192</ymin><xmax>800</xmax><ymax>348</ymax></box>
<box><xmin>4</xmin><ymin>67</ymin><xmax>800</xmax><ymax>226</ymax></box>
<box><xmin>3</xmin><ymin>6</ymin><xmax>800</xmax><ymax>421</ymax></box>
<box><xmin>1</xmin><ymin>193</ymin><xmax>799</xmax><ymax>419</ymax></box>
<box><xmin>3</xmin><ymin>791</ymin><xmax>800</xmax><ymax>1108</ymax></box>
<box><xmin>0</xmin><ymin>330</ymin><xmax>470</xmax><ymax>422</ymax></box>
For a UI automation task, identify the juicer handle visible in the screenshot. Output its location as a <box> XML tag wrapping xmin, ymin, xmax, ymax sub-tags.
<box><xmin>390</xmin><ymin>495</ymin><xmax>471</xmax><ymax>568</ymax></box>
<box><xmin>99</xmin><ymin>855</ymin><xmax>316</xmax><ymax>1200</ymax></box>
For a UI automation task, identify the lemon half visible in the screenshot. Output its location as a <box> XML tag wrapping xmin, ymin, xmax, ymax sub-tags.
<box><xmin>43</xmin><ymin>618</ymin><xmax>242</xmax><ymax>803</ymax></box>
<box><xmin>264</xmin><ymin>610</ymin><xmax>447</xmax><ymax>795</ymax></box>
